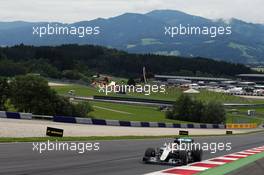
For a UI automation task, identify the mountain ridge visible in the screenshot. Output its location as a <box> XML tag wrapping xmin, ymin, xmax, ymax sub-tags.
<box><xmin>0</xmin><ymin>9</ymin><xmax>263</xmax><ymax>64</ymax></box>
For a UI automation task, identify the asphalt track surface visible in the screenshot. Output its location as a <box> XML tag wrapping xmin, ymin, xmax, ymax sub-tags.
<box><xmin>0</xmin><ymin>132</ymin><xmax>264</xmax><ymax>175</ymax></box>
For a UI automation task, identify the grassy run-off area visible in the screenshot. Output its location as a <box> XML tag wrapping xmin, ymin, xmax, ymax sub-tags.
<box><xmin>226</xmin><ymin>106</ymin><xmax>264</xmax><ymax>125</ymax></box>
<box><xmin>90</xmin><ymin>101</ymin><xmax>264</xmax><ymax>124</ymax></box>
<box><xmin>198</xmin><ymin>151</ymin><xmax>264</xmax><ymax>175</ymax></box>
<box><xmin>89</xmin><ymin>101</ymin><xmax>184</xmax><ymax>123</ymax></box>
<box><xmin>52</xmin><ymin>84</ymin><xmax>264</xmax><ymax>104</ymax></box>
<box><xmin>52</xmin><ymin>84</ymin><xmax>264</xmax><ymax>124</ymax></box>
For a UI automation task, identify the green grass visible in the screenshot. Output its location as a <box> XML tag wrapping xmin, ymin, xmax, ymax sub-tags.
<box><xmin>226</xmin><ymin>114</ymin><xmax>263</xmax><ymax>125</ymax></box>
<box><xmin>198</xmin><ymin>151</ymin><xmax>264</xmax><ymax>175</ymax></box>
<box><xmin>52</xmin><ymin>84</ymin><xmax>264</xmax><ymax>124</ymax></box>
<box><xmin>90</xmin><ymin>101</ymin><xmax>262</xmax><ymax>125</ymax></box>
<box><xmin>52</xmin><ymin>84</ymin><xmax>100</xmax><ymax>97</ymax></box>
<box><xmin>237</xmin><ymin>107</ymin><xmax>264</xmax><ymax>114</ymax></box>
<box><xmin>191</xmin><ymin>90</ymin><xmax>248</xmax><ymax>103</ymax></box>
<box><xmin>89</xmin><ymin>101</ymin><xmax>188</xmax><ymax>123</ymax></box>
<box><xmin>52</xmin><ymin>84</ymin><xmax>261</xmax><ymax>104</ymax></box>
<box><xmin>226</xmin><ymin>106</ymin><xmax>264</xmax><ymax>125</ymax></box>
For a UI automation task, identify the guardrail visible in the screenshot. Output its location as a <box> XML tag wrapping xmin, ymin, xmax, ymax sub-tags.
<box><xmin>0</xmin><ymin>111</ymin><xmax>32</xmax><ymax>119</ymax></box>
<box><xmin>53</xmin><ymin>116</ymin><xmax>225</xmax><ymax>129</ymax></box>
<box><xmin>0</xmin><ymin>111</ymin><xmax>226</xmax><ymax>129</ymax></box>
<box><xmin>227</xmin><ymin>92</ymin><xmax>264</xmax><ymax>96</ymax></box>
<box><xmin>32</xmin><ymin>114</ymin><xmax>53</xmax><ymax>120</ymax></box>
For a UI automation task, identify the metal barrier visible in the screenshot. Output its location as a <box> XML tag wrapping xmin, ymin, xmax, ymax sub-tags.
<box><xmin>0</xmin><ymin>111</ymin><xmax>226</xmax><ymax>129</ymax></box>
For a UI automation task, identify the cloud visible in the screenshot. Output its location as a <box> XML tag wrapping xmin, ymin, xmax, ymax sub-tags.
<box><xmin>0</xmin><ymin>0</ymin><xmax>263</xmax><ymax>23</ymax></box>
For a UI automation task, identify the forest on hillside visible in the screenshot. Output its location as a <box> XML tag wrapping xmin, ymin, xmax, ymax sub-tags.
<box><xmin>0</xmin><ymin>44</ymin><xmax>255</xmax><ymax>81</ymax></box>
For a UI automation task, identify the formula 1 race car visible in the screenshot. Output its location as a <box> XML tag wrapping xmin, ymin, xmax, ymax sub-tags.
<box><xmin>142</xmin><ymin>138</ymin><xmax>202</xmax><ymax>166</ymax></box>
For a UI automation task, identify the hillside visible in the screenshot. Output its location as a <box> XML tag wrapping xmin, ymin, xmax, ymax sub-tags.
<box><xmin>0</xmin><ymin>44</ymin><xmax>254</xmax><ymax>80</ymax></box>
<box><xmin>0</xmin><ymin>10</ymin><xmax>264</xmax><ymax>64</ymax></box>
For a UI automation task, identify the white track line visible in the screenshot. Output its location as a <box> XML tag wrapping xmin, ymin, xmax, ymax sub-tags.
<box><xmin>93</xmin><ymin>106</ymin><xmax>132</xmax><ymax>114</ymax></box>
<box><xmin>254</xmin><ymin>148</ymin><xmax>264</xmax><ymax>151</ymax></box>
<box><xmin>212</xmin><ymin>156</ymin><xmax>238</xmax><ymax>160</ymax></box>
<box><xmin>245</xmin><ymin>150</ymin><xmax>261</xmax><ymax>153</ymax></box>
<box><xmin>198</xmin><ymin>160</ymin><xmax>225</xmax><ymax>165</ymax></box>
<box><xmin>167</xmin><ymin>166</ymin><xmax>208</xmax><ymax>171</ymax></box>
<box><xmin>237</xmin><ymin>151</ymin><xmax>255</xmax><ymax>155</ymax></box>
<box><xmin>227</xmin><ymin>154</ymin><xmax>248</xmax><ymax>158</ymax></box>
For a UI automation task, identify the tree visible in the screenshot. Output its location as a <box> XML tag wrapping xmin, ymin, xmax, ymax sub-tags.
<box><xmin>0</xmin><ymin>78</ymin><xmax>10</xmax><ymax>110</ymax></box>
<box><xmin>167</xmin><ymin>94</ymin><xmax>192</xmax><ymax>120</ymax></box>
<box><xmin>9</xmin><ymin>75</ymin><xmax>93</xmax><ymax>117</ymax></box>
<box><xmin>26</xmin><ymin>59</ymin><xmax>61</xmax><ymax>78</ymax></box>
<box><xmin>127</xmin><ymin>78</ymin><xmax>136</xmax><ymax>86</ymax></box>
<box><xmin>62</xmin><ymin>70</ymin><xmax>82</xmax><ymax>80</ymax></box>
<box><xmin>174</xmin><ymin>94</ymin><xmax>194</xmax><ymax>121</ymax></box>
<box><xmin>189</xmin><ymin>100</ymin><xmax>204</xmax><ymax>122</ymax></box>
<box><xmin>166</xmin><ymin>94</ymin><xmax>226</xmax><ymax>124</ymax></box>
<box><xmin>10</xmin><ymin>75</ymin><xmax>55</xmax><ymax>113</ymax></box>
<box><xmin>0</xmin><ymin>44</ymin><xmax>255</xmax><ymax>79</ymax></box>
<box><xmin>0</xmin><ymin>59</ymin><xmax>26</xmax><ymax>77</ymax></box>
<box><xmin>202</xmin><ymin>101</ymin><xmax>226</xmax><ymax>124</ymax></box>
<box><xmin>51</xmin><ymin>96</ymin><xmax>75</xmax><ymax>116</ymax></box>
<box><xmin>72</xmin><ymin>102</ymin><xmax>93</xmax><ymax>117</ymax></box>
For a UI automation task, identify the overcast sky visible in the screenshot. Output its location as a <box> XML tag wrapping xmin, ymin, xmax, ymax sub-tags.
<box><xmin>0</xmin><ymin>0</ymin><xmax>263</xmax><ymax>24</ymax></box>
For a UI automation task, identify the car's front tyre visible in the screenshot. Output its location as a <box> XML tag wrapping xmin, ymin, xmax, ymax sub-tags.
<box><xmin>192</xmin><ymin>149</ymin><xmax>203</xmax><ymax>162</ymax></box>
<box><xmin>144</xmin><ymin>148</ymin><xmax>156</xmax><ymax>157</ymax></box>
<box><xmin>179</xmin><ymin>151</ymin><xmax>188</xmax><ymax>165</ymax></box>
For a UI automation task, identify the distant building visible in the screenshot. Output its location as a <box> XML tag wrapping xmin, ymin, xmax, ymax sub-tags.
<box><xmin>183</xmin><ymin>89</ymin><xmax>200</xmax><ymax>94</ymax></box>
<box><xmin>92</xmin><ymin>76</ymin><xmax>110</xmax><ymax>87</ymax></box>
<box><xmin>167</xmin><ymin>79</ymin><xmax>192</xmax><ymax>85</ymax></box>
<box><xmin>154</xmin><ymin>75</ymin><xmax>230</xmax><ymax>83</ymax></box>
<box><xmin>237</xmin><ymin>74</ymin><xmax>264</xmax><ymax>84</ymax></box>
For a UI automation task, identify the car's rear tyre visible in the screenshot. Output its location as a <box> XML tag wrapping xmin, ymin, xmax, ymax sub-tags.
<box><xmin>145</xmin><ymin>148</ymin><xmax>156</xmax><ymax>157</ymax></box>
<box><xmin>179</xmin><ymin>151</ymin><xmax>188</xmax><ymax>165</ymax></box>
<box><xmin>192</xmin><ymin>149</ymin><xmax>202</xmax><ymax>162</ymax></box>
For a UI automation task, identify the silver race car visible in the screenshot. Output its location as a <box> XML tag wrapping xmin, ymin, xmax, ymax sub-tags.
<box><xmin>142</xmin><ymin>138</ymin><xmax>202</xmax><ymax>166</ymax></box>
